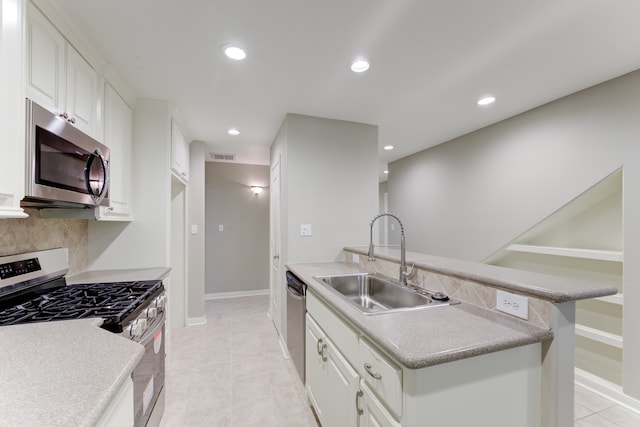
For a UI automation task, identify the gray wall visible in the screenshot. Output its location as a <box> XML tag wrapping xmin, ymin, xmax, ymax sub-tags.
<box><xmin>270</xmin><ymin>114</ymin><xmax>379</xmax><ymax>341</ymax></box>
<box><xmin>89</xmin><ymin>100</ymin><xmax>173</xmax><ymax>269</ymax></box>
<box><xmin>388</xmin><ymin>69</ymin><xmax>640</xmax><ymax>400</ymax></box>
<box><xmin>204</xmin><ymin>162</ymin><xmax>270</xmax><ymax>294</ymax></box>
<box><xmin>276</xmin><ymin>114</ymin><xmax>379</xmax><ymax>263</ymax></box>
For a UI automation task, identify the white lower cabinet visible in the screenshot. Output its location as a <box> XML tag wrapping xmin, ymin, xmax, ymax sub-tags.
<box><xmin>306</xmin><ymin>314</ymin><xmax>359</xmax><ymax>427</ymax></box>
<box><xmin>306</xmin><ymin>290</ymin><xmax>542</xmax><ymax>427</ymax></box>
<box><xmin>358</xmin><ymin>382</ymin><xmax>401</xmax><ymax>427</ymax></box>
<box><xmin>96</xmin><ymin>377</ymin><xmax>134</xmax><ymax>427</ymax></box>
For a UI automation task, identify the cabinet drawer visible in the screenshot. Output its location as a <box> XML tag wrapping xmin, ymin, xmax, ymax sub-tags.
<box><xmin>359</xmin><ymin>338</ymin><xmax>403</xmax><ymax>418</ymax></box>
<box><xmin>307</xmin><ymin>291</ymin><xmax>359</xmax><ymax>368</ymax></box>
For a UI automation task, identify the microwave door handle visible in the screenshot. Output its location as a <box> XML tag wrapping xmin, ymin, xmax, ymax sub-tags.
<box><xmin>84</xmin><ymin>148</ymin><xmax>110</xmax><ymax>205</ymax></box>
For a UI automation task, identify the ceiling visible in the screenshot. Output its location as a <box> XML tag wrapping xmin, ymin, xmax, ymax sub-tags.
<box><xmin>52</xmin><ymin>0</ymin><xmax>640</xmax><ymax>181</ymax></box>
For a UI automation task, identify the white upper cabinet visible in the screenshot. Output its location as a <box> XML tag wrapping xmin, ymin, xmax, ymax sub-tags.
<box><xmin>95</xmin><ymin>83</ymin><xmax>133</xmax><ymax>221</ymax></box>
<box><xmin>25</xmin><ymin>3</ymin><xmax>101</xmax><ymax>140</ymax></box>
<box><xmin>171</xmin><ymin>119</ymin><xmax>189</xmax><ymax>184</ymax></box>
<box><xmin>0</xmin><ymin>0</ymin><xmax>28</xmax><ymax>218</ymax></box>
<box><xmin>65</xmin><ymin>47</ymin><xmax>100</xmax><ymax>137</ymax></box>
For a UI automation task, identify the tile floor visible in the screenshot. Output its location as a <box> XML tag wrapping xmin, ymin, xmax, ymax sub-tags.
<box><xmin>159</xmin><ymin>295</ymin><xmax>317</xmax><ymax>427</ymax></box>
<box><xmin>159</xmin><ymin>295</ymin><xmax>640</xmax><ymax>427</ymax></box>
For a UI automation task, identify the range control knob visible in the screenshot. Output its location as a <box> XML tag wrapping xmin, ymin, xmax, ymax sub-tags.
<box><xmin>145</xmin><ymin>307</ymin><xmax>158</xmax><ymax>319</ymax></box>
<box><xmin>130</xmin><ymin>318</ymin><xmax>148</xmax><ymax>337</ymax></box>
<box><xmin>154</xmin><ymin>295</ymin><xmax>166</xmax><ymax>309</ymax></box>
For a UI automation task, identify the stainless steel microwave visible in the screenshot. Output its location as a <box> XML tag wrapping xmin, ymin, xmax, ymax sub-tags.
<box><xmin>22</xmin><ymin>99</ymin><xmax>110</xmax><ymax>208</ymax></box>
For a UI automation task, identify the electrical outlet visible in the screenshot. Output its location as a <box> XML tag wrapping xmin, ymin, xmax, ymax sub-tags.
<box><xmin>300</xmin><ymin>224</ymin><xmax>312</xmax><ymax>236</ymax></box>
<box><xmin>496</xmin><ymin>290</ymin><xmax>529</xmax><ymax>320</ymax></box>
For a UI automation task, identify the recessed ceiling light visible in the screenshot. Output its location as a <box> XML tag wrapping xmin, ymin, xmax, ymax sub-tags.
<box><xmin>383</xmin><ymin>145</ymin><xmax>394</xmax><ymax>150</ymax></box>
<box><xmin>227</xmin><ymin>128</ymin><xmax>240</xmax><ymax>135</ymax></box>
<box><xmin>224</xmin><ymin>46</ymin><xmax>246</xmax><ymax>61</ymax></box>
<box><xmin>477</xmin><ymin>96</ymin><xmax>496</xmax><ymax>106</ymax></box>
<box><xmin>350</xmin><ymin>58</ymin><xmax>370</xmax><ymax>73</ymax></box>
<box><xmin>384</xmin><ymin>170</ymin><xmax>389</xmax><ymax>174</ymax></box>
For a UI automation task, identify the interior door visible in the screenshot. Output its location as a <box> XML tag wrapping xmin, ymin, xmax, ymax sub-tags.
<box><xmin>270</xmin><ymin>158</ymin><xmax>282</xmax><ymax>334</ymax></box>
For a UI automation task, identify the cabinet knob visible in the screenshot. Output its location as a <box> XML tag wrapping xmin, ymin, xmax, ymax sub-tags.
<box><xmin>68</xmin><ymin>117</ymin><xmax>76</xmax><ymax>124</ymax></box>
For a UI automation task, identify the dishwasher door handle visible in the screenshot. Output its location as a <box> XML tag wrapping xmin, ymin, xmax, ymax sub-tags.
<box><xmin>286</xmin><ymin>285</ymin><xmax>305</xmax><ymax>300</ymax></box>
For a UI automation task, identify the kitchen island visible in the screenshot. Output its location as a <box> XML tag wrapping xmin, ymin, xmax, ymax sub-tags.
<box><xmin>287</xmin><ymin>247</ymin><xmax>616</xmax><ymax>427</ymax></box>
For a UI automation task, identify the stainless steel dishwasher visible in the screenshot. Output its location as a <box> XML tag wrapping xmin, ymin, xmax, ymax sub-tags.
<box><xmin>286</xmin><ymin>271</ymin><xmax>306</xmax><ymax>383</ymax></box>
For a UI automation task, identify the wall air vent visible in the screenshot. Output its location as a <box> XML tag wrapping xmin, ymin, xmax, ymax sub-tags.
<box><xmin>210</xmin><ymin>153</ymin><xmax>237</xmax><ymax>161</ymax></box>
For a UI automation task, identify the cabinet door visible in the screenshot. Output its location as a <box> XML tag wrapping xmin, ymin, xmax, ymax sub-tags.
<box><xmin>359</xmin><ymin>382</ymin><xmax>401</xmax><ymax>427</ymax></box>
<box><xmin>96</xmin><ymin>83</ymin><xmax>132</xmax><ymax>220</ymax></box>
<box><xmin>65</xmin><ymin>46</ymin><xmax>100</xmax><ymax>138</ymax></box>
<box><xmin>171</xmin><ymin>119</ymin><xmax>189</xmax><ymax>183</ymax></box>
<box><xmin>0</xmin><ymin>0</ymin><xmax>27</xmax><ymax>218</ymax></box>
<box><xmin>305</xmin><ymin>314</ymin><xmax>329</xmax><ymax>426</ymax></box>
<box><xmin>95</xmin><ymin>378</ymin><xmax>134</xmax><ymax>427</ymax></box>
<box><xmin>25</xmin><ymin>2</ymin><xmax>65</xmax><ymax>113</ymax></box>
<box><xmin>327</xmin><ymin>340</ymin><xmax>360</xmax><ymax>427</ymax></box>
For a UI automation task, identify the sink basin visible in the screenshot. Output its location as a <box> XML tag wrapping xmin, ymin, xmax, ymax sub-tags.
<box><xmin>312</xmin><ymin>273</ymin><xmax>455</xmax><ymax>315</ymax></box>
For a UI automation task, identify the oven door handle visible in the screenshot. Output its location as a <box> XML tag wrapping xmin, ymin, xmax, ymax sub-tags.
<box><xmin>139</xmin><ymin>309</ymin><xmax>166</xmax><ymax>346</ymax></box>
<box><xmin>84</xmin><ymin>148</ymin><xmax>110</xmax><ymax>205</ymax></box>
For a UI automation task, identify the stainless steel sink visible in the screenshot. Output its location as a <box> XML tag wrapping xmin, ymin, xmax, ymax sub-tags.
<box><xmin>312</xmin><ymin>273</ymin><xmax>456</xmax><ymax>315</ymax></box>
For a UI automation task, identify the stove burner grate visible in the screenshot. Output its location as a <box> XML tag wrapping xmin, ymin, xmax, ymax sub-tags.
<box><xmin>0</xmin><ymin>280</ymin><xmax>163</xmax><ymax>330</ymax></box>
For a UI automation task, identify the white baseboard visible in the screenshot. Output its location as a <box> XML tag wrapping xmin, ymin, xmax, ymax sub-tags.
<box><xmin>575</xmin><ymin>368</ymin><xmax>640</xmax><ymax>414</ymax></box>
<box><xmin>186</xmin><ymin>316</ymin><xmax>207</xmax><ymax>326</ymax></box>
<box><xmin>279</xmin><ymin>334</ymin><xmax>290</xmax><ymax>360</ymax></box>
<box><xmin>205</xmin><ymin>289</ymin><xmax>269</xmax><ymax>300</ymax></box>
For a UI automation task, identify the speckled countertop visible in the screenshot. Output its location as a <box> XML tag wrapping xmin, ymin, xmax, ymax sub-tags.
<box><xmin>66</xmin><ymin>267</ymin><xmax>171</xmax><ymax>284</ymax></box>
<box><xmin>0</xmin><ymin>318</ymin><xmax>143</xmax><ymax>427</ymax></box>
<box><xmin>344</xmin><ymin>246</ymin><xmax>618</xmax><ymax>303</ymax></box>
<box><xmin>287</xmin><ymin>262</ymin><xmax>554</xmax><ymax>369</ymax></box>
<box><xmin>0</xmin><ymin>267</ymin><xmax>170</xmax><ymax>427</ymax></box>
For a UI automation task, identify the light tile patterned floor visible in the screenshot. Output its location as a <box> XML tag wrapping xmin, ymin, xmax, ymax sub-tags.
<box><xmin>574</xmin><ymin>383</ymin><xmax>640</xmax><ymax>426</ymax></box>
<box><xmin>159</xmin><ymin>294</ymin><xmax>640</xmax><ymax>427</ymax></box>
<box><xmin>159</xmin><ymin>295</ymin><xmax>318</xmax><ymax>427</ymax></box>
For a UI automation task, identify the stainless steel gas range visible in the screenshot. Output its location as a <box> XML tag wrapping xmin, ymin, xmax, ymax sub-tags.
<box><xmin>0</xmin><ymin>248</ymin><xmax>166</xmax><ymax>427</ymax></box>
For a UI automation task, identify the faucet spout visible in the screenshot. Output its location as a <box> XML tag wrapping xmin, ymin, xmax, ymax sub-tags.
<box><xmin>368</xmin><ymin>213</ymin><xmax>411</xmax><ymax>285</ymax></box>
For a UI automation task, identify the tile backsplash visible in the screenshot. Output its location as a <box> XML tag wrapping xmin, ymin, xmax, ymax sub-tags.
<box><xmin>345</xmin><ymin>249</ymin><xmax>551</xmax><ymax>329</ymax></box>
<box><xmin>0</xmin><ymin>209</ymin><xmax>88</xmax><ymax>274</ymax></box>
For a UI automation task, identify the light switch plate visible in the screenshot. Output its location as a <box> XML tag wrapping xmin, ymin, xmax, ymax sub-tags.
<box><xmin>496</xmin><ymin>290</ymin><xmax>529</xmax><ymax>320</ymax></box>
<box><xmin>218</xmin><ymin>224</ymin><xmax>224</xmax><ymax>232</ymax></box>
<box><xmin>300</xmin><ymin>224</ymin><xmax>312</xmax><ymax>236</ymax></box>
<box><xmin>191</xmin><ymin>224</ymin><xmax>198</xmax><ymax>234</ymax></box>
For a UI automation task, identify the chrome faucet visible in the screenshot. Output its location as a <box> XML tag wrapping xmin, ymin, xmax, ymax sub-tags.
<box><xmin>368</xmin><ymin>213</ymin><xmax>413</xmax><ymax>285</ymax></box>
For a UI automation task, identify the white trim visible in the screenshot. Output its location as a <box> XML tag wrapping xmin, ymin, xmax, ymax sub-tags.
<box><xmin>506</xmin><ymin>244</ymin><xmax>623</xmax><ymax>262</ymax></box>
<box><xmin>186</xmin><ymin>316</ymin><xmax>207</xmax><ymax>326</ymax></box>
<box><xmin>205</xmin><ymin>289</ymin><xmax>269</xmax><ymax>300</ymax></box>
<box><xmin>575</xmin><ymin>324</ymin><xmax>623</xmax><ymax>348</ymax></box>
<box><xmin>575</xmin><ymin>368</ymin><xmax>640</xmax><ymax>415</ymax></box>
<box><xmin>595</xmin><ymin>293</ymin><xmax>624</xmax><ymax>305</ymax></box>
<box><xmin>279</xmin><ymin>334</ymin><xmax>290</xmax><ymax>360</ymax></box>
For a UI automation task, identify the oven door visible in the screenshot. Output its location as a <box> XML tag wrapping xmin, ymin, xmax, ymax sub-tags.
<box><xmin>132</xmin><ymin>310</ymin><xmax>165</xmax><ymax>427</ymax></box>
